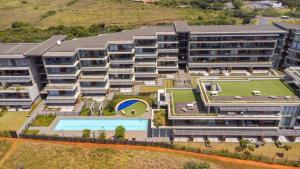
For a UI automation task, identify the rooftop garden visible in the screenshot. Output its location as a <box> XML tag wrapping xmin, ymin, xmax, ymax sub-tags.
<box><xmin>167</xmin><ymin>89</ymin><xmax>201</xmax><ymax>103</ymax></box>
<box><xmin>30</xmin><ymin>114</ymin><xmax>56</xmax><ymax>127</ymax></box>
<box><xmin>209</xmin><ymin>80</ymin><xmax>296</xmax><ymax>96</ymax></box>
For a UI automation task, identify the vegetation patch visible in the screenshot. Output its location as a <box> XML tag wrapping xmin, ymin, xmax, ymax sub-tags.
<box><xmin>23</xmin><ymin>129</ymin><xmax>39</xmax><ymax>135</ymax></box>
<box><xmin>0</xmin><ymin>140</ymin><xmax>11</xmax><ymax>159</ymax></box>
<box><xmin>153</xmin><ymin>109</ymin><xmax>170</xmax><ymax>127</ymax></box>
<box><xmin>80</xmin><ymin>108</ymin><xmax>91</xmax><ymax>116</ymax></box>
<box><xmin>40</xmin><ymin>10</ymin><xmax>57</xmax><ymax>20</ymax></box>
<box><xmin>0</xmin><ymin>111</ymin><xmax>29</xmax><ymax>131</ymax></box>
<box><xmin>31</xmin><ymin>114</ymin><xmax>56</xmax><ymax>127</ymax></box>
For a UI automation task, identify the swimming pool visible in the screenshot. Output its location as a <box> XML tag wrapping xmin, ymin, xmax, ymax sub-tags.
<box><xmin>54</xmin><ymin>118</ymin><xmax>148</xmax><ymax>131</ymax></box>
<box><xmin>117</xmin><ymin>99</ymin><xmax>139</xmax><ymax>111</ymax></box>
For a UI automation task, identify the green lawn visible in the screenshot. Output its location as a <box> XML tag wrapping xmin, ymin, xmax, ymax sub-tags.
<box><xmin>216</xmin><ymin>80</ymin><xmax>295</xmax><ymax>96</ymax></box>
<box><xmin>0</xmin><ymin>112</ymin><xmax>28</xmax><ymax>131</ymax></box>
<box><xmin>30</xmin><ymin>114</ymin><xmax>56</xmax><ymax>127</ymax></box>
<box><xmin>122</xmin><ymin>101</ymin><xmax>147</xmax><ymax>117</ymax></box>
<box><xmin>167</xmin><ymin>89</ymin><xmax>200</xmax><ymax>103</ymax></box>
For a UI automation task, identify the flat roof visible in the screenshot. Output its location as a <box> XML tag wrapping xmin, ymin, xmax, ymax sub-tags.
<box><xmin>273</xmin><ymin>22</ymin><xmax>300</xmax><ymax>31</ymax></box>
<box><xmin>25</xmin><ymin>35</ymin><xmax>66</xmax><ymax>56</ymax></box>
<box><xmin>190</xmin><ymin>25</ymin><xmax>286</xmax><ymax>34</ymax></box>
<box><xmin>174</xmin><ymin>21</ymin><xmax>191</xmax><ymax>33</ymax></box>
<box><xmin>0</xmin><ymin>43</ymin><xmax>39</xmax><ymax>56</ymax></box>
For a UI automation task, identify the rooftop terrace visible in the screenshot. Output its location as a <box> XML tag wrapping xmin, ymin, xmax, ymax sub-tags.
<box><xmin>215</xmin><ymin>80</ymin><xmax>295</xmax><ymax>96</ymax></box>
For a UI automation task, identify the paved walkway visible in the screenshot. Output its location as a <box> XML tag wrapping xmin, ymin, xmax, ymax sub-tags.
<box><xmin>0</xmin><ymin>137</ymin><xmax>298</xmax><ymax>169</ymax></box>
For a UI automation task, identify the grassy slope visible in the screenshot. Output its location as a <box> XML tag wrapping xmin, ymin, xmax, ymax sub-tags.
<box><xmin>218</xmin><ymin>80</ymin><xmax>295</xmax><ymax>96</ymax></box>
<box><xmin>0</xmin><ymin>140</ymin><xmax>11</xmax><ymax>159</ymax></box>
<box><xmin>0</xmin><ymin>0</ymin><xmax>239</xmax><ymax>29</ymax></box>
<box><xmin>0</xmin><ymin>112</ymin><xmax>28</xmax><ymax>131</ymax></box>
<box><xmin>1</xmin><ymin>140</ymin><xmax>267</xmax><ymax>169</ymax></box>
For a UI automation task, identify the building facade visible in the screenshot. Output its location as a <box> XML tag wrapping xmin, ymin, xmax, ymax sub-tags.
<box><xmin>1</xmin><ymin>21</ymin><xmax>299</xmax><ymax>108</ymax></box>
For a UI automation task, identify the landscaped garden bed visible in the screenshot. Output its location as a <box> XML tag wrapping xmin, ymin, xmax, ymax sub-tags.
<box><xmin>153</xmin><ymin>109</ymin><xmax>171</xmax><ymax>127</ymax></box>
<box><xmin>30</xmin><ymin>114</ymin><xmax>56</xmax><ymax>127</ymax></box>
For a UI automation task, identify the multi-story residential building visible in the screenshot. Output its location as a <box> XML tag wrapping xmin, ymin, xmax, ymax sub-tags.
<box><xmin>1</xmin><ymin>21</ymin><xmax>300</xmax><ymax>108</ymax></box>
<box><xmin>157</xmin><ymin>78</ymin><xmax>300</xmax><ymax>140</ymax></box>
<box><xmin>273</xmin><ymin>22</ymin><xmax>300</xmax><ymax>67</ymax></box>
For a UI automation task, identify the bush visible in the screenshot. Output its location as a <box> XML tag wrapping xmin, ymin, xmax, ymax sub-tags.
<box><xmin>247</xmin><ymin>144</ymin><xmax>255</xmax><ymax>151</ymax></box>
<box><xmin>205</xmin><ymin>140</ymin><xmax>211</xmax><ymax>147</ymax></box>
<box><xmin>183</xmin><ymin>161</ymin><xmax>210</xmax><ymax>169</ymax></box>
<box><xmin>11</xmin><ymin>21</ymin><xmax>30</xmax><ymax>28</ymax></box>
<box><xmin>80</xmin><ymin>108</ymin><xmax>91</xmax><ymax>116</ymax></box>
<box><xmin>0</xmin><ymin>131</ymin><xmax>12</xmax><ymax>137</ymax></box>
<box><xmin>114</xmin><ymin>125</ymin><xmax>125</xmax><ymax>140</ymax></box>
<box><xmin>82</xmin><ymin>129</ymin><xmax>91</xmax><ymax>138</ymax></box>
<box><xmin>283</xmin><ymin>144</ymin><xmax>292</xmax><ymax>151</ymax></box>
<box><xmin>98</xmin><ymin>131</ymin><xmax>106</xmax><ymax>140</ymax></box>
<box><xmin>24</xmin><ymin>129</ymin><xmax>39</xmax><ymax>135</ymax></box>
<box><xmin>240</xmin><ymin>139</ymin><xmax>250</xmax><ymax>148</ymax></box>
<box><xmin>41</xmin><ymin>10</ymin><xmax>57</xmax><ymax>20</ymax></box>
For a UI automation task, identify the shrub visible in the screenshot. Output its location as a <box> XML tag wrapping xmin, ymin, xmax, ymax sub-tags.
<box><xmin>205</xmin><ymin>140</ymin><xmax>211</xmax><ymax>147</ymax></box>
<box><xmin>11</xmin><ymin>21</ymin><xmax>30</xmax><ymax>28</ymax></box>
<box><xmin>183</xmin><ymin>161</ymin><xmax>210</xmax><ymax>169</ymax></box>
<box><xmin>283</xmin><ymin>144</ymin><xmax>292</xmax><ymax>151</ymax></box>
<box><xmin>0</xmin><ymin>131</ymin><xmax>12</xmax><ymax>137</ymax></box>
<box><xmin>0</xmin><ymin>107</ymin><xmax>8</xmax><ymax>117</ymax></box>
<box><xmin>98</xmin><ymin>131</ymin><xmax>106</xmax><ymax>140</ymax></box>
<box><xmin>41</xmin><ymin>10</ymin><xmax>57</xmax><ymax>20</ymax></box>
<box><xmin>235</xmin><ymin>146</ymin><xmax>243</xmax><ymax>152</ymax></box>
<box><xmin>80</xmin><ymin>108</ymin><xmax>91</xmax><ymax>116</ymax></box>
<box><xmin>114</xmin><ymin>125</ymin><xmax>125</xmax><ymax>140</ymax></box>
<box><xmin>24</xmin><ymin>129</ymin><xmax>39</xmax><ymax>135</ymax></box>
<box><xmin>82</xmin><ymin>129</ymin><xmax>91</xmax><ymax>138</ymax></box>
<box><xmin>240</xmin><ymin>139</ymin><xmax>250</xmax><ymax>148</ymax></box>
<box><xmin>247</xmin><ymin>144</ymin><xmax>255</xmax><ymax>151</ymax></box>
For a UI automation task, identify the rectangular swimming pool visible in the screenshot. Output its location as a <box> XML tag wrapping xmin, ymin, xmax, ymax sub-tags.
<box><xmin>54</xmin><ymin>118</ymin><xmax>148</xmax><ymax>131</ymax></box>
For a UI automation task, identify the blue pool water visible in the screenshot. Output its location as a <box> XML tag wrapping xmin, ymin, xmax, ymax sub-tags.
<box><xmin>117</xmin><ymin>99</ymin><xmax>139</xmax><ymax>111</ymax></box>
<box><xmin>54</xmin><ymin>118</ymin><xmax>148</xmax><ymax>131</ymax></box>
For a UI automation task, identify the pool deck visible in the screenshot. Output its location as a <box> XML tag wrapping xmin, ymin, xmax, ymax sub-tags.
<box><xmin>29</xmin><ymin>110</ymin><xmax>153</xmax><ymax>141</ymax></box>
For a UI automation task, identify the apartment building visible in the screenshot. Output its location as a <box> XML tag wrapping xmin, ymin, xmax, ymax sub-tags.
<box><xmin>273</xmin><ymin>22</ymin><xmax>300</xmax><ymax>67</ymax></box>
<box><xmin>1</xmin><ymin>21</ymin><xmax>300</xmax><ymax>107</ymax></box>
<box><xmin>157</xmin><ymin>78</ymin><xmax>300</xmax><ymax>139</ymax></box>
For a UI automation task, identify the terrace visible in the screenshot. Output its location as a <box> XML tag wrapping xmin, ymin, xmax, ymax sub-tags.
<box><xmin>167</xmin><ymin>89</ymin><xmax>209</xmax><ymax>117</ymax></box>
<box><xmin>200</xmin><ymin>79</ymin><xmax>299</xmax><ymax>105</ymax></box>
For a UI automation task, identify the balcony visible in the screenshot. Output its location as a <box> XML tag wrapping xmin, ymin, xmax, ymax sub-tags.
<box><xmin>109</xmin><ymin>77</ymin><xmax>135</xmax><ymax>85</ymax></box>
<box><xmin>157</xmin><ymin>56</ymin><xmax>178</xmax><ymax>62</ymax></box>
<box><xmin>109</xmin><ymin>68</ymin><xmax>134</xmax><ymax>74</ymax></box>
<box><xmin>45</xmin><ymin>83</ymin><xmax>78</xmax><ymax>91</ymax></box>
<box><xmin>0</xmin><ymin>75</ymin><xmax>31</xmax><ymax>83</ymax></box>
<box><xmin>109</xmin><ymin>57</ymin><xmax>135</xmax><ymax>64</ymax></box>
<box><xmin>44</xmin><ymin>60</ymin><xmax>79</xmax><ymax>68</ymax></box>
<box><xmin>80</xmin><ymin>56</ymin><xmax>108</xmax><ymax>61</ymax></box>
<box><xmin>79</xmin><ymin>74</ymin><xmax>108</xmax><ymax>82</ymax></box>
<box><xmin>135</xmin><ymin>62</ymin><xmax>157</xmax><ymax>67</ymax></box>
<box><xmin>47</xmin><ymin>70</ymin><xmax>80</xmax><ymax>79</ymax></box>
<box><xmin>80</xmin><ymin>83</ymin><xmax>109</xmax><ymax>94</ymax></box>
<box><xmin>188</xmin><ymin>62</ymin><xmax>272</xmax><ymax>68</ymax></box>
<box><xmin>80</xmin><ymin>63</ymin><xmax>109</xmax><ymax>71</ymax></box>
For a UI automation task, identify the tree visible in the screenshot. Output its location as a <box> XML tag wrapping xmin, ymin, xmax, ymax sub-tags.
<box><xmin>82</xmin><ymin>129</ymin><xmax>91</xmax><ymax>138</ymax></box>
<box><xmin>183</xmin><ymin>161</ymin><xmax>210</xmax><ymax>169</ymax></box>
<box><xmin>114</xmin><ymin>125</ymin><xmax>125</xmax><ymax>140</ymax></box>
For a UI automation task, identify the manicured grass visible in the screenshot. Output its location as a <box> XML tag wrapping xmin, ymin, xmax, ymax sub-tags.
<box><xmin>0</xmin><ymin>112</ymin><xmax>28</xmax><ymax>131</ymax></box>
<box><xmin>30</xmin><ymin>114</ymin><xmax>56</xmax><ymax>127</ymax></box>
<box><xmin>168</xmin><ymin>89</ymin><xmax>201</xmax><ymax>103</ymax></box>
<box><xmin>1</xmin><ymin>140</ymin><xmax>262</xmax><ymax>169</ymax></box>
<box><xmin>216</xmin><ymin>80</ymin><xmax>295</xmax><ymax>96</ymax></box>
<box><xmin>122</xmin><ymin>101</ymin><xmax>147</xmax><ymax>117</ymax></box>
<box><xmin>0</xmin><ymin>0</ymin><xmax>241</xmax><ymax>29</ymax></box>
<box><xmin>0</xmin><ymin>140</ymin><xmax>11</xmax><ymax>159</ymax></box>
<box><xmin>175</xmin><ymin>142</ymin><xmax>300</xmax><ymax>161</ymax></box>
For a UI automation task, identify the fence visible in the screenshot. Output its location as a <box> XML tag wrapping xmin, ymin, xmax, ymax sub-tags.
<box><xmin>18</xmin><ymin>134</ymin><xmax>300</xmax><ymax>167</ymax></box>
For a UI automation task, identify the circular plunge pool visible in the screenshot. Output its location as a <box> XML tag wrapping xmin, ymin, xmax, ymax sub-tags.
<box><xmin>116</xmin><ymin>99</ymin><xmax>148</xmax><ymax>116</ymax></box>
